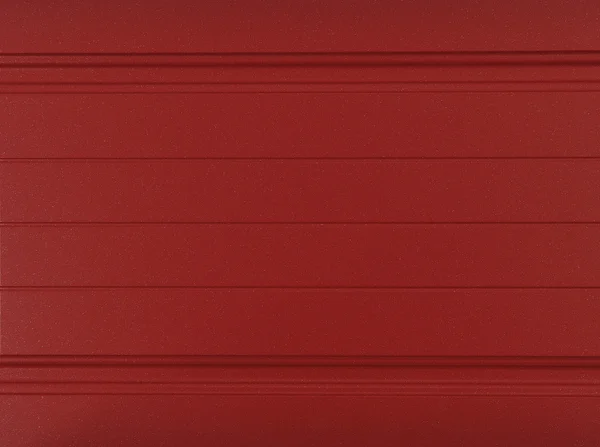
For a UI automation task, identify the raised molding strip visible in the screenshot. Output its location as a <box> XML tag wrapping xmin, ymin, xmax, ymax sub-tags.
<box><xmin>1</xmin><ymin>52</ymin><xmax>600</xmax><ymax>92</ymax></box>
<box><xmin>1</xmin><ymin>356</ymin><xmax>599</xmax><ymax>396</ymax></box>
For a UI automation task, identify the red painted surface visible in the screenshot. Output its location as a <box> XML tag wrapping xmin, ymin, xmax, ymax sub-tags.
<box><xmin>2</xmin><ymin>1</ymin><xmax>600</xmax><ymax>445</ymax></box>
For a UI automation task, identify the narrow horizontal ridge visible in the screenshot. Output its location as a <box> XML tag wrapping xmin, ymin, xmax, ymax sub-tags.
<box><xmin>3</xmin><ymin>286</ymin><xmax>600</xmax><ymax>290</ymax></box>
<box><xmin>2</xmin><ymin>223</ymin><xmax>600</xmax><ymax>226</ymax></box>
<box><xmin>5</xmin><ymin>51</ymin><xmax>600</xmax><ymax>56</ymax></box>
<box><xmin>1</xmin><ymin>382</ymin><xmax>598</xmax><ymax>397</ymax></box>
<box><xmin>4</xmin><ymin>157</ymin><xmax>600</xmax><ymax>161</ymax></box>
<box><xmin>1</xmin><ymin>52</ymin><xmax>599</xmax><ymax>92</ymax></box>
<box><xmin>2</xmin><ymin>356</ymin><xmax>599</xmax><ymax>396</ymax></box>
<box><xmin>3</xmin><ymin>52</ymin><xmax>600</xmax><ymax>67</ymax></box>
<box><xmin>3</xmin><ymin>355</ymin><xmax>600</xmax><ymax>367</ymax></box>
<box><xmin>0</xmin><ymin>285</ymin><xmax>600</xmax><ymax>291</ymax></box>
<box><xmin>3</xmin><ymin>84</ymin><xmax>600</xmax><ymax>93</ymax></box>
<box><xmin>6</xmin><ymin>88</ymin><xmax>600</xmax><ymax>94</ymax></box>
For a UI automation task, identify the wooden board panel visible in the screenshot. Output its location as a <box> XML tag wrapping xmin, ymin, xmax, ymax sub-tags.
<box><xmin>3</xmin><ymin>160</ymin><xmax>599</xmax><ymax>222</ymax></box>
<box><xmin>3</xmin><ymin>93</ymin><xmax>600</xmax><ymax>157</ymax></box>
<box><xmin>2</xmin><ymin>224</ymin><xmax>598</xmax><ymax>287</ymax></box>
<box><xmin>3</xmin><ymin>1</ymin><xmax>600</xmax><ymax>444</ymax></box>
<box><xmin>2</xmin><ymin>395</ymin><xmax>599</xmax><ymax>446</ymax></box>
<box><xmin>2</xmin><ymin>0</ymin><xmax>600</xmax><ymax>53</ymax></box>
<box><xmin>2</xmin><ymin>289</ymin><xmax>599</xmax><ymax>356</ymax></box>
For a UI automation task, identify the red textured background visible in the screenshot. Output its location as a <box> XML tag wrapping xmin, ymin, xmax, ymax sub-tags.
<box><xmin>2</xmin><ymin>1</ymin><xmax>600</xmax><ymax>445</ymax></box>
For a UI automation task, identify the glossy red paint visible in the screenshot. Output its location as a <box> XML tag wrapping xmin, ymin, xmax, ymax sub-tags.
<box><xmin>2</xmin><ymin>1</ymin><xmax>600</xmax><ymax>445</ymax></box>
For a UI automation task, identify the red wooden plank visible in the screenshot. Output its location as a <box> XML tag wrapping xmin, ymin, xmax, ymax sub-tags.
<box><xmin>2</xmin><ymin>224</ymin><xmax>598</xmax><ymax>287</ymax></box>
<box><xmin>2</xmin><ymin>1</ymin><xmax>600</xmax><ymax>53</ymax></box>
<box><xmin>3</xmin><ymin>2</ymin><xmax>600</xmax><ymax>443</ymax></box>
<box><xmin>2</xmin><ymin>289</ymin><xmax>599</xmax><ymax>356</ymax></box>
<box><xmin>3</xmin><ymin>160</ymin><xmax>599</xmax><ymax>222</ymax></box>
<box><xmin>2</xmin><ymin>93</ymin><xmax>599</xmax><ymax>158</ymax></box>
<box><xmin>1</xmin><ymin>396</ymin><xmax>599</xmax><ymax>446</ymax></box>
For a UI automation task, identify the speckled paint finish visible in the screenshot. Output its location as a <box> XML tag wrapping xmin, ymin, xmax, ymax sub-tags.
<box><xmin>2</xmin><ymin>1</ymin><xmax>600</xmax><ymax>445</ymax></box>
<box><xmin>2</xmin><ymin>0</ymin><xmax>600</xmax><ymax>53</ymax></box>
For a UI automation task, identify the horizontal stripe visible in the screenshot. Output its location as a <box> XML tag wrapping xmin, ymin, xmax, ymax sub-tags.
<box><xmin>3</xmin><ymin>160</ymin><xmax>600</xmax><ymax>222</ymax></box>
<box><xmin>2</xmin><ymin>224</ymin><xmax>599</xmax><ymax>287</ymax></box>
<box><xmin>3</xmin><ymin>93</ymin><xmax>599</xmax><ymax>157</ymax></box>
<box><xmin>2</xmin><ymin>289</ymin><xmax>600</xmax><ymax>356</ymax></box>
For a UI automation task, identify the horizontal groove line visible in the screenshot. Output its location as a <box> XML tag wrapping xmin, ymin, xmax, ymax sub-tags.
<box><xmin>5</xmin><ymin>51</ymin><xmax>600</xmax><ymax>56</ymax></box>
<box><xmin>7</xmin><ymin>380</ymin><xmax>599</xmax><ymax>385</ymax></box>
<box><xmin>3</xmin><ymin>157</ymin><xmax>600</xmax><ymax>161</ymax></box>
<box><xmin>3</xmin><ymin>380</ymin><xmax>600</xmax><ymax>396</ymax></box>
<box><xmin>3</xmin><ymin>286</ymin><xmax>600</xmax><ymax>290</ymax></box>
<box><xmin>4</xmin><ymin>90</ymin><xmax>599</xmax><ymax>94</ymax></box>
<box><xmin>2</xmin><ymin>81</ymin><xmax>598</xmax><ymax>86</ymax></box>
<box><xmin>2</xmin><ymin>389</ymin><xmax>597</xmax><ymax>397</ymax></box>
<box><xmin>2</xmin><ymin>222</ymin><xmax>600</xmax><ymax>225</ymax></box>
<box><xmin>3</xmin><ymin>355</ymin><xmax>600</xmax><ymax>367</ymax></box>
<box><xmin>0</xmin><ymin>389</ymin><xmax>599</xmax><ymax>398</ymax></box>
<box><xmin>2</xmin><ymin>82</ymin><xmax>598</xmax><ymax>94</ymax></box>
<box><xmin>2</xmin><ymin>52</ymin><xmax>600</xmax><ymax>66</ymax></box>
<box><xmin>4</xmin><ymin>62</ymin><xmax>600</xmax><ymax>69</ymax></box>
